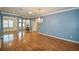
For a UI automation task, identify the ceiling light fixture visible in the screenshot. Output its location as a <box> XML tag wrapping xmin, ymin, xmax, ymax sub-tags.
<box><xmin>37</xmin><ymin>8</ymin><xmax>43</xmax><ymax>23</ymax></box>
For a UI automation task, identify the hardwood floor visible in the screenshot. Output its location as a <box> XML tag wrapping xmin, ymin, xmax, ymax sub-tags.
<box><xmin>0</xmin><ymin>31</ymin><xmax>79</xmax><ymax>51</ymax></box>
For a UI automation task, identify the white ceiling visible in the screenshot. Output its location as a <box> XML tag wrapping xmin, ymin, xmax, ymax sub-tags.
<box><xmin>0</xmin><ymin>7</ymin><xmax>76</xmax><ymax>18</ymax></box>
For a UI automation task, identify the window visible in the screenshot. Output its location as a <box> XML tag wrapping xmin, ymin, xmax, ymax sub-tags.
<box><xmin>19</xmin><ymin>19</ymin><xmax>26</xmax><ymax>27</ymax></box>
<box><xmin>19</xmin><ymin>18</ymin><xmax>22</xmax><ymax>22</ymax></box>
<box><xmin>3</xmin><ymin>19</ymin><xmax>13</xmax><ymax>28</ymax></box>
<box><xmin>26</xmin><ymin>20</ymin><xmax>30</xmax><ymax>24</ymax></box>
<box><xmin>19</xmin><ymin>18</ymin><xmax>22</xmax><ymax>27</ymax></box>
<box><xmin>19</xmin><ymin>23</ymin><xmax>21</xmax><ymax>27</ymax></box>
<box><xmin>3</xmin><ymin>20</ymin><xmax>8</xmax><ymax>28</ymax></box>
<box><xmin>3</xmin><ymin>34</ymin><xmax>14</xmax><ymax>43</ymax></box>
<box><xmin>23</xmin><ymin>23</ymin><xmax>25</xmax><ymax>27</ymax></box>
<box><xmin>23</xmin><ymin>20</ymin><xmax>26</xmax><ymax>27</ymax></box>
<box><xmin>9</xmin><ymin>20</ymin><xmax>13</xmax><ymax>28</ymax></box>
<box><xmin>26</xmin><ymin>20</ymin><xmax>30</xmax><ymax>27</ymax></box>
<box><xmin>23</xmin><ymin>20</ymin><xmax>26</xmax><ymax>23</ymax></box>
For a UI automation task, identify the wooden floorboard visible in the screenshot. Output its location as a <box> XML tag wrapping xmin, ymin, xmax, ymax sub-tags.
<box><xmin>0</xmin><ymin>31</ymin><xmax>79</xmax><ymax>51</ymax></box>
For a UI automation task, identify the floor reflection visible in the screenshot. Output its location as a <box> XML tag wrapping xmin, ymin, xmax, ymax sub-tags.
<box><xmin>18</xmin><ymin>31</ymin><xmax>24</xmax><ymax>40</ymax></box>
<box><xmin>0</xmin><ymin>31</ymin><xmax>79</xmax><ymax>51</ymax></box>
<box><xmin>3</xmin><ymin>34</ymin><xmax>14</xmax><ymax>43</ymax></box>
<box><xmin>0</xmin><ymin>31</ymin><xmax>25</xmax><ymax>50</ymax></box>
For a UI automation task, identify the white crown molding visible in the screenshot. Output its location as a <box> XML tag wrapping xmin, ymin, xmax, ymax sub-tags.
<box><xmin>1</xmin><ymin>12</ymin><xmax>17</xmax><ymax>16</ymax></box>
<box><xmin>40</xmin><ymin>8</ymin><xmax>79</xmax><ymax>17</ymax></box>
<box><xmin>1</xmin><ymin>8</ymin><xmax>79</xmax><ymax>18</ymax></box>
<box><xmin>38</xmin><ymin>32</ymin><xmax>79</xmax><ymax>44</ymax></box>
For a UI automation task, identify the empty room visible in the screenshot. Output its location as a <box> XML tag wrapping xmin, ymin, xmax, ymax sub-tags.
<box><xmin>0</xmin><ymin>7</ymin><xmax>79</xmax><ymax>51</ymax></box>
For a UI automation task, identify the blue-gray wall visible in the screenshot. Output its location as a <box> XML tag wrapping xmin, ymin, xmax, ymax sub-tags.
<box><xmin>39</xmin><ymin>9</ymin><xmax>79</xmax><ymax>42</ymax></box>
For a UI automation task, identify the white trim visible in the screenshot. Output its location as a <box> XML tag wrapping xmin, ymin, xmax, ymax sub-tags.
<box><xmin>38</xmin><ymin>32</ymin><xmax>79</xmax><ymax>44</ymax></box>
<box><xmin>30</xmin><ymin>8</ymin><xmax>79</xmax><ymax>18</ymax></box>
<box><xmin>40</xmin><ymin>8</ymin><xmax>79</xmax><ymax>17</ymax></box>
<box><xmin>1</xmin><ymin>8</ymin><xmax>79</xmax><ymax>18</ymax></box>
<box><xmin>1</xmin><ymin>12</ymin><xmax>18</xmax><ymax>16</ymax></box>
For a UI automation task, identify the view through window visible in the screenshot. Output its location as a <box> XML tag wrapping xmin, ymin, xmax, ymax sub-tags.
<box><xmin>3</xmin><ymin>19</ymin><xmax>13</xmax><ymax>28</ymax></box>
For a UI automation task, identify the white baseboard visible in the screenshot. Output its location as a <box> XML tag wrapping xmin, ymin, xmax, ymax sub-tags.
<box><xmin>38</xmin><ymin>32</ymin><xmax>79</xmax><ymax>44</ymax></box>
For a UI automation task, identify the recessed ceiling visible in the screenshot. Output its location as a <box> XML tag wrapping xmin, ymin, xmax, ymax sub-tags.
<box><xmin>0</xmin><ymin>7</ymin><xmax>76</xmax><ymax>18</ymax></box>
